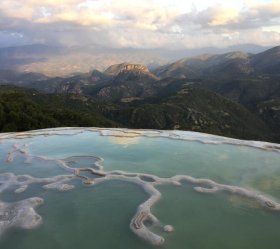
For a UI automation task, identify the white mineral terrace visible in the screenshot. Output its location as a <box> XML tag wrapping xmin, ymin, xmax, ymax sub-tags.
<box><xmin>0</xmin><ymin>128</ymin><xmax>280</xmax><ymax>245</ymax></box>
<box><xmin>1</xmin><ymin>127</ymin><xmax>280</xmax><ymax>152</ymax></box>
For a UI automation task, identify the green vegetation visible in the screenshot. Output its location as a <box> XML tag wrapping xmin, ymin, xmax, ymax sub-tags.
<box><xmin>100</xmin><ymin>85</ymin><xmax>272</xmax><ymax>141</ymax></box>
<box><xmin>201</xmin><ymin>76</ymin><xmax>280</xmax><ymax>141</ymax></box>
<box><xmin>0</xmin><ymin>86</ymin><xmax>116</xmax><ymax>132</ymax></box>
<box><xmin>0</xmin><ymin>85</ymin><xmax>275</xmax><ymax>142</ymax></box>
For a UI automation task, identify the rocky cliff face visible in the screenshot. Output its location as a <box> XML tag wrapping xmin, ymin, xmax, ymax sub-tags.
<box><xmin>104</xmin><ymin>63</ymin><xmax>150</xmax><ymax>76</ymax></box>
<box><xmin>95</xmin><ymin>63</ymin><xmax>159</xmax><ymax>100</ymax></box>
<box><xmin>113</xmin><ymin>65</ymin><xmax>159</xmax><ymax>83</ymax></box>
<box><xmin>120</xmin><ymin>64</ymin><xmax>150</xmax><ymax>73</ymax></box>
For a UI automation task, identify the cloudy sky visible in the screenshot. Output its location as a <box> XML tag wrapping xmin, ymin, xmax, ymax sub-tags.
<box><xmin>0</xmin><ymin>0</ymin><xmax>279</xmax><ymax>49</ymax></box>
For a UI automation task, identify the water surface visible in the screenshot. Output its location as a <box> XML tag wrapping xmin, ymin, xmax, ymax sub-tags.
<box><xmin>0</xmin><ymin>128</ymin><xmax>280</xmax><ymax>249</ymax></box>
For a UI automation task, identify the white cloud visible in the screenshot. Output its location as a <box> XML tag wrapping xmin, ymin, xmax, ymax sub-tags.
<box><xmin>0</xmin><ymin>0</ymin><xmax>279</xmax><ymax>49</ymax></box>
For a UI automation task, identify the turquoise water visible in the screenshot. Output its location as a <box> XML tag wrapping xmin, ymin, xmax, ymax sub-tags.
<box><xmin>0</xmin><ymin>129</ymin><xmax>280</xmax><ymax>249</ymax></box>
<box><xmin>0</xmin><ymin>181</ymin><xmax>151</xmax><ymax>249</ymax></box>
<box><xmin>156</xmin><ymin>184</ymin><xmax>280</xmax><ymax>249</ymax></box>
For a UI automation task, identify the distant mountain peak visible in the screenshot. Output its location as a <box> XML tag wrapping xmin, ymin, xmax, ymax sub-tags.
<box><xmin>113</xmin><ymin>65</ymin><xmax>159</xmax><ymax>83</ymax></box>
<box><xmin>104</xmin><ymin>63</ymin><xmax>150</xmax><ymax>76</ymax></box>
<box><xmin>120</xmin><ymin>63</ymin><xmax>150</xmax><ymax>73</ymax></box>
<box><xmin>223</xmin><ymin>51</ymin><xmax>250</xmax><ymax>60</ymax></box>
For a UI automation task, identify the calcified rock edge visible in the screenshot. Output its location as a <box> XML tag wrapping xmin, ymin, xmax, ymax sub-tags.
<box><xmin>1</xmin><ymin>128</ymin><xmax>280</xmax><ymax>246</ymax></box>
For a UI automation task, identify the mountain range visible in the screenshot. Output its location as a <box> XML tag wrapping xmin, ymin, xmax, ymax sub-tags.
<box><xmin>0</xmin><ymin>44</ymin><xmax>270</xmax><ymax>77</ymax></box>
<box><xmin>0</xmin><ymin>45</ymin><xmax>279</xmax><ymax>142</ymax></box>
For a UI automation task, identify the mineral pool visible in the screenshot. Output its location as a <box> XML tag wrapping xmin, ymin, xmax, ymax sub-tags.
<box><xmin>0</xmin><ymin>128</ymin><xmax>280</xmax><ymax>249</ymax></box>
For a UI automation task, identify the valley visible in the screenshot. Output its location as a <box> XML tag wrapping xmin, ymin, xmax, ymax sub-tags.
<box><xmin>0</xmin><ymin>46</ymin><xmax>280</xmax><ymax>142</ymax></box>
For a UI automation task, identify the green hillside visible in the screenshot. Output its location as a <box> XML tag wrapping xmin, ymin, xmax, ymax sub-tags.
<box><xmin>0</xmin><ymin>86</ymin><xmax>117</xmax><ymax>132</ymax></box>
<box><xmin>0</xmin><ymin>85</ymin><xmax>273</xmax><ymax>142</ymax></box>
